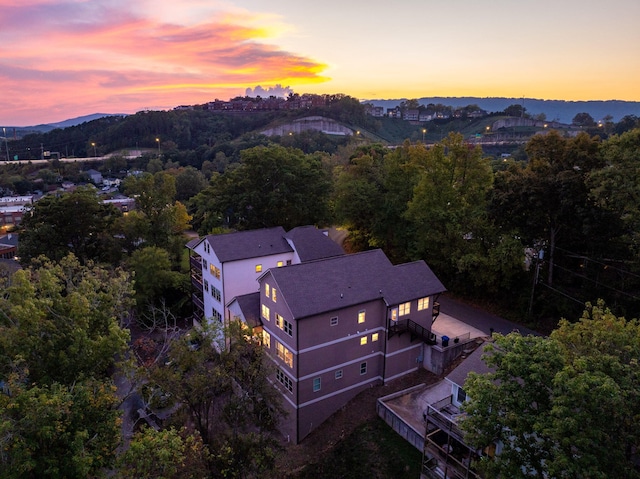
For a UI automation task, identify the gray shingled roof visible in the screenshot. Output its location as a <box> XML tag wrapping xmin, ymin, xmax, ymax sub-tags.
<box><xmin>268</xmin><ymin>249</ymin><xmax>446</xmax><ymax>319</ymax></box>
<box><xmin>205</xmin><ymin>227</ymin><xmax>293</xmax><ymax>263</ymax></box>
<box><xmin>231</xmin><ymin>292</ymin><xmax>261</xmax><ymax>329</ymax></box>
<box><xmin>445</xmin><ymin>342</ymin><xmax>493</xmax><ymax>387</ymax></box>
<box><xmin>285</xmin><ymin>225</ymin><xmax>344</xmax><ymax>262</ymax></box>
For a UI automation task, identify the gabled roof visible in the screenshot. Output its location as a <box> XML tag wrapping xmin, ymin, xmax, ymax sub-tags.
<box><xmin>185</xmin><ymin>237</ymin><xmax>200</xmax><ymax>250</ymax></box>
<box><xmin>228</xmin><ymin>292</ymin><xmax>261</xmax><ymax>329</ymax></box>
<box><xmin>266</xmin><ymin>249</ymin><xmax>446</xmax><ymax>319</ymax></box>
<box><xmin>445</xmin><ymin>342</ymin><xmax>493</xmax><ymax>388</ymax></box>
<box><xmin>205</xmin><ymin>227</ymin><xmax>293</xmax><ymax>263</ymax></box>
<box><xmin>285</xmin><ymin>225</ymin><xmax>344</xmax><ymax>262</ymax></box>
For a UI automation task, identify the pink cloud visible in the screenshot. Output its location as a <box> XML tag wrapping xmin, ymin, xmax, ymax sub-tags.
<box><xmin>0</xmin><ymin>1</ymin><xmax>328</xmax><ymax>125</ymax></box>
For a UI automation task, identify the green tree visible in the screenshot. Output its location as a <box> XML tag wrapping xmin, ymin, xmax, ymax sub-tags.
<box><xmin>572</xmin><ymin>112</ymin><xmax>597</xmax><ymax>127</ymax></box>
<box><xmin>147</xmin><ymin>322</ymin><xmax>283</xmax><ymax>478</ymax></box>
<box><xmin>405</xmin><ymin>133</ymin><xmax>500</xmax><ymax>290</ymax></box>
<box><xmin>116</xmin><ymin>427</ymin><xmax>210</xmax><ymax>479</ymax></box>
<box><xmin>175</xmin><ymin>166</ymin><xmax>207</xmax><ymax>202</ymax></box>
<box><xmin>18</xmin><ymin>186</ymin><xmax>122</xmax><ymax>264</ymax></box>
<box><xmin>0</xmin><ymin>254</ymin><xmax>133</xmax><ymax>385</ymax></box>
<box><xmin>588</xmin><ymin>129</ymin><xmax>640</xmax><ymax>256</ymax></box>
<box><xmin>333</xmin><ymin>145</ymin><xmax>386</xmax><ymax>251</ymax></box>
<box><xmin>0</xmin><ymin>376</ymin><xmax>122</xmax><ymax>479</ymax></box>
<box><xmin>461</xmin><ymin>301</ymin><xmax>640</xmax><ymax>479</ymax></box>
<box><xmin>0</xmin><ymin>256</ymin><xmax>134</xmax><ymax>477</ymax></box>
<box><xmin>189</xmin><ymin>145</ymin><xmax>332</xmax><ymax>232</ymax></box>
<box><xmin>128</xmin><ymin>246</ymin><xmax>188</xmax><ymax>315</ymax></box>
<box><xmin>490</xmin><ymin>131</ymin><xmax>608</xmax><ymax>287</ymax></box>
<box><xmin>122</xmin><ymin>171</ymin><xmax>191</xmax><ymax>253</ymax></box>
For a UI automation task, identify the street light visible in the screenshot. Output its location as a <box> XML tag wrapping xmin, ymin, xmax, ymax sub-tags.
<box><xmin>91</xmin><ymin>142</ymin><xmax>97</xmax><ymax>157</ymax></box>
<box><xmin>422</xmin><ymin>128</ymin><xmax>426</xmax><ymax>142</ymax></box>
<box><xmin>156</xmin><ymin>138</ymin><xmax>160</xmax><ymax>154</ymax></box>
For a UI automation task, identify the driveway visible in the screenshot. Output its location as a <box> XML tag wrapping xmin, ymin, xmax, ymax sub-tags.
<box><xmin>438</xmin><ymin>293</ymin><xmax>540</xmax><ymax>336</ymax></box>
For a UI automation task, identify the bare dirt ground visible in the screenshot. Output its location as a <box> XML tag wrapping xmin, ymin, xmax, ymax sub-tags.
<box><xmin>275</xmin><ymin>368</ymin><xmax>441</xmax><ymax>475</ymax></box>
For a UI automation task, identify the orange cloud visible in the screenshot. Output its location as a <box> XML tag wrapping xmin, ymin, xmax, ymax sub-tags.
<box><xmin>0</xmin><ymin>1</ymin><xmax>328</xmax><ymax>125</ymax></box>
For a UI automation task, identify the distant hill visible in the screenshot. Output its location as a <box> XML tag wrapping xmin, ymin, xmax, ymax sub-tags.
<box><xmin>364</xmin><ymin>97</ymin><xmax>640</xmax><ymax>124</ymax></box>
<box><xmin>9</xmin><ymin>113</ymin><xmax>127</xmax><ymax>138</ymax></box>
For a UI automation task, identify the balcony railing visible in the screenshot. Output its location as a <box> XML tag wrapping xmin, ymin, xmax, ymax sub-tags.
<box><xmin>191</xmin><ymin>274</ymin><xmax>203</xmax><ymax>292</ymax></box>
<box><xmin>190</xmin><ymin>255</ymin><xmax>202</xmax><ymax>271</ymax></box>
<box><xmin>425</xmin><ymin>397</ymin><xmax>466</xmax><ymax>445</ymax></box>
<box><xmin>192</xmin><ymin>293</ymin><xmax>204</xmax><ymax>313</ymax></box>
<box><xmin>389</xmin><ymin>318</ymin><xmax>437</xmax><ymax>345</ymax></box>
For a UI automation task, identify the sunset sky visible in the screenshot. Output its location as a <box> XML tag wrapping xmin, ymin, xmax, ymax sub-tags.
<box><xmin>1</xmin><ymin>0</ymin><xmax>639</xmax><ymax>126</ymax></box>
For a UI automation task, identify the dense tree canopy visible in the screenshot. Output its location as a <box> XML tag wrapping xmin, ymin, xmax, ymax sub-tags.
<box><xmin>0</xmin><ymin>255</ymin><xmax>134</xmax><ymax>477</ymax></box>
<box><xmin>189</xmin><ymin>144</ymin><xmax>332</xmax><ymax>233</ymax></box>
<box><xmin>146</xmin><ymin>322</ymin><xmax>284</xmax><ymax>478</ymax></box>
<box><xmin>461</xmin><ymin>301</ymin><xmax>640</xmax><ymax>479</ymax></box>
<box><xmin>18</xmin><ymin>186</ymin><xmax>122</xmax><ymax>264</ymax></box>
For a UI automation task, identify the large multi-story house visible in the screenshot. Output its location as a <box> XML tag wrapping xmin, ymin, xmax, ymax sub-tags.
<box><xmin>187</xmin><ymin>226</ymin><xmax>446</xmax><ymax>443</ymax></box>
<box><xmin>187</xmin><ymin>226</ymin><xmax>345</xmax><ymax>324</ymax></box>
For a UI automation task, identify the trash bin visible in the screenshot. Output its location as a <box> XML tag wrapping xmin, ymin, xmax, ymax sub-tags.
<box><xmin>441</xmin><ymin>335</ymin><xmax>450</xmax><ymax>347</ymax></box>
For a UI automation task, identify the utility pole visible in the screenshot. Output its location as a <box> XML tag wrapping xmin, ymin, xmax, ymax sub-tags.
<box><xmin>2</xmin><ymin>127</ymin><xmax>9</xmax><ymax>161</ymax></box>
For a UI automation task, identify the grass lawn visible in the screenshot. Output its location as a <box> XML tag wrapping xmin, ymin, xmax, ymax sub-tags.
<box><xmin>289</xmin><ymin>418</ymin><xmax>422</xmax><ymax>479</ymax></box>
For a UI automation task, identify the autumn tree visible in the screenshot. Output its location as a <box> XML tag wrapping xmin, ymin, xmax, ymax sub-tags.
<box><xmin>461</xmin><ymin>301</ymin><xmax>640</xmax><ymax>479</ymax></box>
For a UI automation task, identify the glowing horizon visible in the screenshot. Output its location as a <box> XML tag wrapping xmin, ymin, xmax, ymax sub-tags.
<box><xmin>1</xmin><ymin>0</ymin><xmax>639</xmax><ymax>126</ymax></box>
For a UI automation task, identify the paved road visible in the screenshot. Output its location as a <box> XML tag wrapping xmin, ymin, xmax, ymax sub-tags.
<box><xmin>438</xmin><ymin>293</ymin><xmax>540</xmax><ymax>337</ymax></box>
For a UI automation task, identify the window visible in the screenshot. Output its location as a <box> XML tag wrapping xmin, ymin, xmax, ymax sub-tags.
<box><xmin>203</xmin><ymin>279</ymin><xmax>209</xmax><ymax>292</ymax></box>
<box><xmin>276</xmin><ymin>341</ymin><xmax>293</xmax><ymax>368</ymax></box>
<box><xmin>275</xmin><ymin>314</ymin><xmax>292</xmax><ymax>336</ymax></box>
<box><xmin>286</xmin><ymin>260</ymin><xmax>292</xmax><ymax>265</ymax></box>
<box><xmin>358</xmin><ymin>310</ymin><xmax>366</xmax><ymax>324</ymax></box>
<box><xmin>255</xmin><ymin>264</ymin><xmax>262</xmax><ymax>273</ymax></box>
<box><xmin>272</xmin><ymin>288</ymin><xmax>277</xmax><ymax>302</ymax></box>
<box><xmin>262</xmin><ymin>304</ymin><xmax>270</xmax><ymax>321</ymax></box>
<box><xmin>330</xmin><ymin>316</ymin><xmax>338</xmax><ymax>326</ymax></box>
<box><xmin>360</xmin><ymin>336</ymin><xmax>368</xmax><ymax>346</ymax></box>
<box><xmin>265</xmin><ymin>283</ymin><xmax>270</xmax><ymax>298</ymax></box>
<box><xmin>418</xmin><ymin>297</ymin><xmax>430</xmax><ymax>311</ymax></box>
<box><xmin>211</xmin><ymin>309</ymin><xmax>222</xmax><ymax>322</ymax></box>
<box><xmin>372</xmin><ymin>332</ymin><xmax>379</xmax><ymax>342</ymax></box>
<box><xmin>211</xmin><ymin>286</ymin><xmax>221</xmax><ymax>302</ymax></box>
<box><xmin>456</xmin><ymin>387</ymin><xmax>467</xmax><ymax>404</ymax></box>
<box><xmin>204</xmin><ymin>242</ymin><xmax>210</xmax><ymax>254</ymax></box>
<box><xmin>335</xmin><ymin>369</ymin><xmax>343</xmax><ymax>380</ymax></box>
<box><xmin>203</xmin><ymin>258</ymin><xmax>207</xmax><ymax>269</ymax></box>
<box><xmin>313</xmin><ymin>377</ymin><xmax>321</xmax><ymax>392</ymax></box>
<box><xmin>262</xmin><ymin>330</ymin><xmax>271</xmax><ymax>349</ymax></box>
<box><xmin>399</xmin><ymin>301</ymin><xmax>411</xmax><ymax>316</ymax></box>
<box><xmin>277</xmin><ymin>261</ymin><xmax>284</xmax><ymax>267</ymax></box>
<box><xmin>276</xmin><ymin>369</ymin><xmax>293</xmax><ymax>393</ymax></box>
<box><xmin>210</xmin><ymin>264</ymin><xmax>220</xmax><ymax>279</ymax></box>
<box><xmin>390</xmin><ymin>308</ymin><xmax>398</xmax><ymax>322</ymax></box>
<box><xmin>360</xmin><ymin>362</ymin><xmax>367</xmax><ymax>375</ymax></box>
<box><xmin>283</xmin><ymin>320</ymin><xmax>293</xmax><ymax>336</ymax></box>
